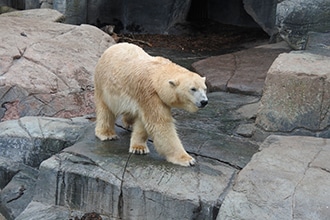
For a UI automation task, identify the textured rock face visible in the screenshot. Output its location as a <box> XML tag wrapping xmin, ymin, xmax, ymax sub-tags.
<box><xmin>52</xmin><ymin>0</ymin><xmax>191</xmax><ymax>33</ymax></box>
<box><xmin>305</xmin><ymin>32</ymin><xmax>330</xmax><ymax>57</ymax></box>
<box><xmin>256</xmin><ymin>51</ymin><xmax>330</xmax><ymax>136</ymax></box>
<box><xmin>243</xmin><ymin>0</ymin><xmax>330</xmax><ymax>50</ymax></box>
<box><xmin>0</xmin><ymin>116</ymin><xmax>91</xmax><ymax>220</ymax></box>
<box><xmin>218</xmin><ymin>135</ymin><xmax>330</xmax><ymax>220</ymax></box>
<box><xmin>243</xmin><ymin>0</ymin><xmax>277</xmax><ymax>36</ymax></box>
<box><xmin>208</xmin><ymin>0</ymin><xmax>258</xmax><ymax>27</ymax></box>
<box><xmin>276</xmin><ymin>0</ymin><xmax>330</xmax><ymax>50</ymax></box>
<box><xmin>0</xmin><ymin>16</ymin><xmax>115</xmax><ymax>121</ymax></box>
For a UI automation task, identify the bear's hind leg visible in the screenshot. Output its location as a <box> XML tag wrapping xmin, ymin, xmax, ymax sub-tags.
<box><xmin>95</xmin><ymin>100</ymin><xmax>118</xmax><ymax>141</ymax></box>
<box><xmin>129</xmin><ymin>119</ymin><xmax>150</xmax><ymax>154</ymax></box>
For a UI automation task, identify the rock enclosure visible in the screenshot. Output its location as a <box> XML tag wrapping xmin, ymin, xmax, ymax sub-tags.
<box><xmin>3</xmin><ymin>0</ymin><xmax>330</xmax><ymax>50</ymax></box>
<box><xmin>0</xmin><ymin>7</ymin><xmax>330</xmax><ymax>220</ymax></box>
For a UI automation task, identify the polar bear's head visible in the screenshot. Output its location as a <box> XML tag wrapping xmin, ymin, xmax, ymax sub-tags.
<box><xmin>167</xmin><ymin>73</ymin><xmax>208</xmax><ymax>113</ymax></box>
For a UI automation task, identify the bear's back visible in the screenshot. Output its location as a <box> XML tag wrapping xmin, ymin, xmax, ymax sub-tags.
<box><xmin>105</xmin><ymin>43</ymin><xmax>150</xmax><ymax>61</ymax></box>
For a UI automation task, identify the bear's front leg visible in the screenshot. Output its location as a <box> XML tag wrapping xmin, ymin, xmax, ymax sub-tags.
<box><xmin>151</xmin><ymin>123</ymin><xmax>196</xmax><ymax>166</ymax></box>
<box><xmin>129</xmin><ymin>118</ymin><xmax>150</xmax><ymax>154</ymax></box>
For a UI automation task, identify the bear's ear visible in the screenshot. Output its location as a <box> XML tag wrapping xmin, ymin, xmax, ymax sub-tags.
<box><xmin>202</xmin><ymin>77</ymin><xmax>206</xmax><ymax>82</ymax></box>
<box><xmin>169</xmin><ymin>80</ymin><xmax>179</xmax><ymax>87</ymax></box>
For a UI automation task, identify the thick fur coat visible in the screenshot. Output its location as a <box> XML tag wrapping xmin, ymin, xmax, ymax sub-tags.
<box><xmin>94</xmin><ymin>43</ymin><xmax>208</xmax><ymax>166</ymax></box>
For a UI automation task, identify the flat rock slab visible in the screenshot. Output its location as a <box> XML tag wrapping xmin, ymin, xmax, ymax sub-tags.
<box><xmin>29</xmin><ymin>124</ymin><xmax>237</xmax><ymax>220</ymax></box>
<box><xmin>218</xmin><ymin>135</ymin><xmax>330</xmax><ymax>220</ymax></box>
<box><xmin>192</xmin><ymin>42</ymin><xmax>290</xmax><ymax>96</ymax></box>
<box><xmin>0</xmin><ymin>91</ymin><xmax>261</xmax><ymax>219</ymax></box>
<box><xmin>0</xmin><ymin>16</ymin><xmax>114</xmax><ymax>121</ymax></box>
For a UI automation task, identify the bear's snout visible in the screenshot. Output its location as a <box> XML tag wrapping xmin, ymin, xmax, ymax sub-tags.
<box><xmin>200</xmin><ymin>100</ymin><xmax>208</xmax><ymax>108</ymax></box>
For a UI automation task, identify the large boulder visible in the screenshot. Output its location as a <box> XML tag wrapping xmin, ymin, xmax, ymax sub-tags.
<box><xmin>243</xmin><ymin>0</ymin><xmax>277</xmax><ymax>36</ymax></box>
<box><xmin>255</xmin><ymin>51</ymin><xmax>330</xmax><ymax>137</ymax></box>
<box><xmin>218</xmin><ymin>135</ymin><xmax>330</xmax><ymax>220</ymax></box>
<box><xmin>52</xmin><ymin>0</ymin><xmax>191</xmax><ymax>33</ymax></box>
<box><xmin>208</xmin><ymin>0</ymin><xmax>258</xmax><ymax>27</ymax></box>
<box><xmin>244</xmin><ymin>0</ymin><xmax>330</xmax><ymax>50</ymax></box>
<box><xmin>0</xmin><ymin>15</ymin><xmax>115</xmax><ymax>121</ymax></box>
<box><xmin>276</xmin><ymin>0</ymin><xmax>330</xmax><ymax>50</ymax></box>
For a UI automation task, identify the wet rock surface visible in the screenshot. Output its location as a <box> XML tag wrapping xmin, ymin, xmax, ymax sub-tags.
<box><xmin>1</xmin><ymin>92</ymin><xmax>259</xmax><ymax>219</ymax></box>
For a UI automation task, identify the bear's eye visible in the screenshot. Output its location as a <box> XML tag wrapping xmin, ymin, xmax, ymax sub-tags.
<box><xmin>190</xmin><ymin>88</ymin><xmax>197</xmax><ymax>92</ymax></box>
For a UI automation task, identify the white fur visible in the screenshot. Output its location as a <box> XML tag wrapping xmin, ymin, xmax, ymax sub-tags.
<box><xmin>94</xmin><ymin>43</ymin><xmax>208</xmax><ymax>166</ymax></box>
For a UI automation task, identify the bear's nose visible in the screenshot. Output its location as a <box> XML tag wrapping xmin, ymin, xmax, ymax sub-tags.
<box><xmin>200</xmin><ymin>100</ymin><xmax>208</xmax><ymax>108</ymax></box>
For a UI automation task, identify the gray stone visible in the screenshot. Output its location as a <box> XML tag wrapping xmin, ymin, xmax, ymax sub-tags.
<box><xmin>0</xmin><ymin>91</ymin><xmax>261</xmax><ymax>219</ymax></box>
<box><xmin>256</xmin><ymin>51</ymin><xmax>330</xmax><ymax>135</ymax></box>
<box><xmin>235</xmin><ymin>123</ymin><xmax>256</xmax><ymax>138</ymax></box>
<box><xmin>32</xmin><ymin>124</ymin><xmax>237</xmax><ymax>220</ymax></box>
<box><xmin>24</xmin><ymin>0</ymin><xmax>39</xmax><ymax>10</ymax></box>
<box><xmin>0</xmin><ymin>158</ymin><xmax>38</xmax><ymax>220</ymax></box>
<box><xmin>208</xmin><ymin>0</ymin><xmax>258</xmax><ymax>27</ymax></box>
<box><xmin>0</xmin><ymin>5</ymin><xmax>16</xmax><ymax>14</ymax></box>
<box><xmin>306</xmin><ymin>32</ymin><xmax>330</xmax><ymax>57</ymax></box>
<box><xmin>276</xmin><ymin>0</ymin><xmax>330</xmax><ymax>50</ymax></box>
<box><xmin>192</xmin><ymin>43</ymin><xmax>290</xmax><ymax>95</ymax></box>
<box><xmin>0</xmin><ymin>8</ymin><xmax>65</xmax><ymax>22</ymax></box>
<box><xmin>0</xmin><ymin>16</ymin><xmax>114</xmax><ymax>121</ymax></box>
<box><xmin>0</xmin><ymin>116</ymin><xmax>91</xmax><ymax>167</ymax></box>
<box><xmin>217</xmin><ymin>135</ymin><xmax>330</xmax><ymax>220</ymax></box>
<box><xmin>40</xmin><ymin>2</ymin><xmax>52</xmax><ymax>9</ymax></box>
<box><xmin>16</xmin><ymin>202</ymin><xmax>72</xmax><ymax>220</ymax></box>
<box><xmin>243</xmin><ymin>0</ymin><xmax>277</xmax><ymax>36</ymax></box>
<box><xmin>236</xmin><ymin>102</ymin><xmax>259</xmax><ymax>119</ymax></box>
<box><xmin>53</xmin><ymin>0</ymin><xmax>191</xmax><ymax>34</ymax></box>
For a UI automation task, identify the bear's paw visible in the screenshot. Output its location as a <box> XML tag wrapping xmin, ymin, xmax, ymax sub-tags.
<box><xmin>167</xmin><ymin>154</ymin><xmax>196</xmax><ymax>167</ymax></box>
<box><xmin>95</xmin><ymin>129</ymin><xmax>119</xmax><ymax>141</ymax></box>
<box><xmin>129</xmin><ymin>144</ymin><xmax>150</xmax><ymax>155</ymax></box>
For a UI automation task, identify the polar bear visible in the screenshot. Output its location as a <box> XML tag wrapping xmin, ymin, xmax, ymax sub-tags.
<box><xmin>94</xmin><ymin>43</ymin><xmax>208</xmax><ymax>166</ymax></box>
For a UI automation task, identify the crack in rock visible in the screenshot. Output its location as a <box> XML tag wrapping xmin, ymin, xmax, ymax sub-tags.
<box><xmin>189</xmin><ymin>151</ymin><xmax>242</xmax><ymax>170</ymax></box>
<box><xmin>117</xmin><ymin>153</ymin><xmax>133</xmax><ymax>219</ymax></box>
<box><xmin>54</xmin><ymin>154</ymin><xmax>63</xmax><ymax>206</ymax></box>
<box><xmin>291</xmin><ymin>148</ymin><xmax>323</xmax><ymax>219</ymax></box>
<box><xmin>225</xmin><ymin>53</ymin><xmax>237</xmax><ymax>91</ymax></box>
<box><xmin>23</xmin><ymin>55</ymin><xmax>70</xmax><ymax>91</ymax></box>
<box><xmin>6</xmin><ymin>185</ymin><xmax>26</xmax><ymax>203</ymax></box>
